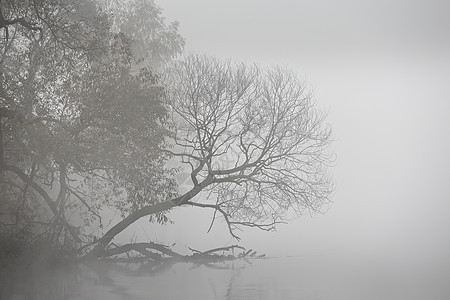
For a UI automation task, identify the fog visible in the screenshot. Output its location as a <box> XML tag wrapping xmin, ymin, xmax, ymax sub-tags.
<box><xmin>2</xmin><ymin>0</ymin><xmax>450</xmax><ymax>299</ymax></box>
<box><xmin>119</xmin><ymin>0</ymin><xmax>450</xmax><ymax>268</ymax></box>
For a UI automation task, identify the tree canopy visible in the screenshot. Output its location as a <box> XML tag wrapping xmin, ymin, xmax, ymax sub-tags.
<box><xmin>0</xmin><ymin>0</ymin><xmax>183</xmax><ymax>249</ymax></box>
<box><xmin>164</xmin><ymin>55</ymin><xmax>333</xmax><ymax>237</ymax></box>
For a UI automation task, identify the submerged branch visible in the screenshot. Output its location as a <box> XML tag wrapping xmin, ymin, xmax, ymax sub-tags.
<box><xmin>104</xmin><ymin>242</ymin><xmax>183</xmax><ymax>259</ymax></box>
<box><xmin>202</xmin><ymin>245</ymin><xmax>246</xmax><ymax>255</ymax></box>
<box><xmin>97</xmin><ymin>243</ymin><xmax>263</xmax><ymax>267</ymax></box>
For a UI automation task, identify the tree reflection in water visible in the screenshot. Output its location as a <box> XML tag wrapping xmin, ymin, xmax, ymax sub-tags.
<box><xmin>0</xmin><ymin>255</ymin><xmax>261</xmax><ymax>300</ymax></box>
<box><xmin>2</xmin><ymin>256</ymin><xmax>355</xmax><ymax>299</ymax></box>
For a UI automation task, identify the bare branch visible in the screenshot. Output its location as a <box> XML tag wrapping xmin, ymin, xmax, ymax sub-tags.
<box><xmin>104</xmin><ymin>242</ymin><xmax>183</xmax><ymax>259</ymax></box>
<box><xmin>1</xmin><ymin>164</ymin><xmax>81</xmax><ymax>243</ymax></box>
<box><xmin>67</xmin><ymin>187</ymin><xmax>102</xmax><ymax>223</ymax></box>
<box><xmin>0</xmin><ymin>16</ymin><xmax>41</xmax><ymax>31</ymax></box>
<box><xmin>158</xmin><ymin>54</ymin><xmax>334</xmax><ymax>244</ymax></box>
<box><xmin>202</xmin><ymin>245</ymin><xmax>245</xmax><ymax>255</ymax></box>
<box><xmin>185</xmin><ymin>201</ymin><xmax>240</xmax><ymax>240</ymax></box>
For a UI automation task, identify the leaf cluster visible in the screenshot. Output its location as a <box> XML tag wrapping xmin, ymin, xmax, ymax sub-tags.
<box><xmin>0</xmin><ymin>0</ymin><xmax>183</xmax><ymax>245</ymax></box>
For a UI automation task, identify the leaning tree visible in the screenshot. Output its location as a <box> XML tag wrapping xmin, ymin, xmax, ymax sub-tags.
<box><xmin>87</xmin><ymin>54</ymin><xmax>333</xmax><ymax>258</ymax></box>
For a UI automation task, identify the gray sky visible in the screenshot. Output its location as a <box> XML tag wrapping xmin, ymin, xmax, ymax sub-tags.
<box><xmin>126</xmin><ymin>0</ymin><xmax>450</xmax><ymax>266</ymax></box>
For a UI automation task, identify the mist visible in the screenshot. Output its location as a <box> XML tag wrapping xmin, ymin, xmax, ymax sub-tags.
<box><xmin>153</xmin><ymin>0</ymin><xmax>450</xmax><ymax>265</ymax></box>
<box><xmin>1</xmin><ymin>0</ymin><xmax>450</xmax><ymax>299</ymax></box>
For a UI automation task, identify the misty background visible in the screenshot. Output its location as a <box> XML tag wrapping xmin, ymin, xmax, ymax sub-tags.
<box><xmin>115</xmin><ymin>0</ymin><xmax>450</xmax><ymax>269</ymax></box>
<box><xmin>1</xmin><ymin>1</ymin><xmax>449</xmax><ymax>299</ymax></box>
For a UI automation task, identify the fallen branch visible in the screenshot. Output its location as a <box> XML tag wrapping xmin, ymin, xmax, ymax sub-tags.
<box><xmin>103</xmin><ymin>242</ymin><xmax>183</xmax><ymax>259</ymax></box>
<box><xmin>241</xmin><ymin>249</ymin><xmax>253</xmax><ymax>257</ymax></box>
<box><xmin>96</xmin><ymin>242</ymin><xmax>264</xmax><ymax>263</ymax></box>
<box><xmin>202</xmin><ymin>245</ymin><xmax>246</xmax><ymax>255</ymax></box>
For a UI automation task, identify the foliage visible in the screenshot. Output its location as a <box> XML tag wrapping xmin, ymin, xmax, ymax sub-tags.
<box><xmin>98</xmin><ymin>0</ymin><xmax>184</xmax><ymax>68</ymax></box>
<box><xmin>0</xmin><ymin>0</ymin><xmax>183</xmax><ymax>248</ymax></box>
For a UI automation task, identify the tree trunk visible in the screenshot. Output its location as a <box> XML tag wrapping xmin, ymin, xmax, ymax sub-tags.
<box><xmin>85</xmin><ymin>175</ymin><xmax>213</xmax><ymax>259</ymax></box>
<box><xmin>86</xmin><ymin>200</ymin><xmax>177</xmax><ymax>259</ymax></box>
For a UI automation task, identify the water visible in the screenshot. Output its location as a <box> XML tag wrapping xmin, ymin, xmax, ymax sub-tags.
<box><xmin>1</xmin><ymin>256</ymin><xmax>449</xmax><ymax>299</ymax></box>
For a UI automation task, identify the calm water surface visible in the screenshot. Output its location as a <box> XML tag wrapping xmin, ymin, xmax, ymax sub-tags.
<box><xmin>1</xmin><ymin>256</ymin><xmax>449</xmax><ymax>299</ymax></box>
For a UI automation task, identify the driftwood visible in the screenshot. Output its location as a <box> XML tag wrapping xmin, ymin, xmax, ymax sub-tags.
<box><xmin>104</xmin><ymin>242</ymin><xmax>183</xmax><ymax>259</ymax></box>
<box><xmin>188</xmin><ymin>245</ymin><xmax>245</xmax><ymax>255</ymax></box>
<box><xmin>78</xmin><ymin>242</ymin><xmax>268</xmax><ymax>279</ymax></box>
<box><xmin>95</xmin><ymin>242</ymin><xmax>266</xmax><ymax>267</ymax></box>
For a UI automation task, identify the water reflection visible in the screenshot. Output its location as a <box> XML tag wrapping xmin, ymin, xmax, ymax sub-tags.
<box><xmin>1</xmin><ymin>256</ymin><xmax>449</xmax><ymax>299</ymax></box>
<box><xmin>0</xmin><ymin>257</ymin><xmax>326</xmax><ymax>300</ymax></box>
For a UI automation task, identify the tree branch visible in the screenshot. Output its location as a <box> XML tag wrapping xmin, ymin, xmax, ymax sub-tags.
<box><xmin>0</xmin><ymin>15</ymin><xmax>41</xmax><ymax>31</ymax></box>
<box><xmin>103</xmin><ymin>242</ymin><xmax>182</xmax><ymax>259</ymax></box>
<box><xmin>1</xmin><ymin>164</ymin><xmax>81</xmax><ymax>243</ymax></box>
<box><xmin>67</xmin><ymin>187</ymin><xmax>102</xmax><ymax>224</ymax></box>
<box><xmin>202</xmin><ymin>245</ymin><xmax>245</xmax><ymax>255</ymax></box>
<box><xmin>185</xmin><ymin>201</ymin><xmax>241</xmax><ymax>240</ymax></box>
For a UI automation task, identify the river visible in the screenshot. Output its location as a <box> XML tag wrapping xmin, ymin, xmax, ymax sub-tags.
<box><xmin>1</xmin><ymin>255</ymin><xmax>449</xmax><ymax>299</ymax></box>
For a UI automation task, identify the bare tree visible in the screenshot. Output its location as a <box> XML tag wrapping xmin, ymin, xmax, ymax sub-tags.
<box><xmin>88</xmin><ymin>54</ymin><xmax>333</xmax><ymax>258</ymax></box>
